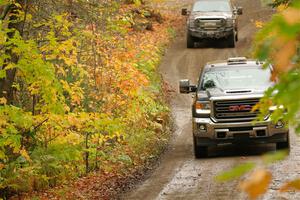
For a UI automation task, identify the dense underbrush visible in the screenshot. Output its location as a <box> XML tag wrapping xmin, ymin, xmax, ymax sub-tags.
<box><xmin>0</xmin><ymin>0</ymin><xmax>182</xmax><ymax>199</ymax></box>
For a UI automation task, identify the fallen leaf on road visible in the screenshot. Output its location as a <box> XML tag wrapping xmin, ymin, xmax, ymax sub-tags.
<box><xmin>255</xmin><ymin>21</ymin><xmax>264</xmax><ymax>28</ymax></box>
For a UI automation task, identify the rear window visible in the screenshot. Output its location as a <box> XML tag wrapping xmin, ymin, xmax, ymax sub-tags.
<box><xmin>193</xmin><ymin>1</ymin><xmax>231</xmax><ymax>12</ymax></box>
<box><xmin>201</xmin><ymin>66</ymin><xmax>272</xmax><ymax>90</ymax></box>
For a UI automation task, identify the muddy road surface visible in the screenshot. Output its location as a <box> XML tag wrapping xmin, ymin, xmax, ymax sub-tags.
<box><xmin>122</xmin><ymin>0</ymin><xmax>300</xmax><ymax>199</ymax></box>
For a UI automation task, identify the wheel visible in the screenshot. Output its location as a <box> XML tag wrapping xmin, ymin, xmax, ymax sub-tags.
<box><xmin>276</xmin><ymin>132</ymin><xmax>290</xmax><ymax>151</ymax></box>
<box><xmin>193</xmin><ymin>136</ymin><xmax>208</xmax><ymax>158</ymax></box>
<box><xmin>235</xmin><ymin>26</ymin><xmax>239</xmax><ymax>41</ymax></box>
<box><xmin>227</xmin><ymin>31</ymin><xmax>236</xmax><ymax>48</ymax></box>
<box><xmin>187</xmin><ymin>32</ymin><xmax>195</xmax><ymax>48</ymax></box>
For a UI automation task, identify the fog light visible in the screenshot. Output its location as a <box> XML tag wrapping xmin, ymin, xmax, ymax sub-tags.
<box><xmin>197</xmin><ymin>124</ymin><xmax>207</xmax><ymax>131</ymax></box>
<box><xmin>275</xmin><ymin>120</ymin><xmax>284</xmax><ymax>128</ymax></box>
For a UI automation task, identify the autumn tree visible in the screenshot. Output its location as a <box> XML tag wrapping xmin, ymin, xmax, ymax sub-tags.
<box><xmin>0</xmin><ymin>0</ymin><xmax>174</xmax><ymax>198</ymax></box>
<box><xmin>254</xmin><ymin>0</ymin><xmax>300</xmax><ymax>130</ymax></box>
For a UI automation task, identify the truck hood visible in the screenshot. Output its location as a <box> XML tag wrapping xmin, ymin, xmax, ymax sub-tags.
<box><xmin>197</xmin><ymin>87</ymin><xmax>266</xmax><ymax>101</ymax></box>
<box><xmin>190</xmin><ymin>11</ymin><xmax>232</xmax><ymax>19</ymax></box>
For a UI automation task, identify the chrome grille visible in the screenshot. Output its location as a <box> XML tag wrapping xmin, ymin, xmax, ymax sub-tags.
<box><xmin>213</xmin><ymin>98</ymin><xmax>260</xmax><ymax>122</ymax></box>
<box><xmin>195</xmin><ymin>18</ymin><xmax>225</xmax><ymax>30</ymax></box>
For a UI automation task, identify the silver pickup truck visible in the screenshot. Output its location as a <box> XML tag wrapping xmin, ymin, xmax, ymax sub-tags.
<box><xmin>182</xmin><ymin>0</ymin><xmax>242</xmax><ymax>48</ymax></box>
<box><xmin>179</xmin><ymin>57</ymin><xmax>289</xmax><ymax>158</ymax></box>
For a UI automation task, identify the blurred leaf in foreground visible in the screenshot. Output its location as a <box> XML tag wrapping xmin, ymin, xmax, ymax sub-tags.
<box><xmin>216</xmin><ymin>162</ymin><xmax>255</xmax><ymax>182</ymax></box>
<box><xmin>239</xmin><ymin>169</ymin><xmax>272</xmax><ymax>200</ymax></box>
<box><xmin>280</xmin><ymin>179</ymin><xmax>300</xmax><ymax>192</ymax></box>
<box><xmin>262</xmin><ymin>150</ymin><xmax>289</xmax><ymax>164</ymax></box>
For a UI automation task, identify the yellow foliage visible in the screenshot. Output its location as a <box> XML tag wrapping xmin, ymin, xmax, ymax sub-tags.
<box><xmin>280</xmin><ymin>179</ymin><xmax>300</xmax><ymax>192</ymax></box>
<box><xmin>0</xmin><ymin>1</ymin><xmax>177</xmax><ymax>196</ymax></box>
<box><xmin>277</xmin><ymin>4</ymin><xmax>288</xmax><ymax>12</ymax></box>
<box><xmin>0</xmin><ymin>97</ymin><xmax>7</xmax><ymax>105</ymax></box>
<box><xmin>255</xmin><ymin>21</ymin><xmax>264</xmax><ymax>28</ymax></box>
<box><xmin>239</xmin><ymin>169</ymin><xmax>272</xmax><ymax>199</ymax></box>
<box><xmin>20</xmin><ymin>149</ymin><xmax>32</xmax><ymax>162</ymax></box>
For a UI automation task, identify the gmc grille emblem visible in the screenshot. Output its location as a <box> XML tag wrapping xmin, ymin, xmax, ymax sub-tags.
<box><xmin>229</xmin><ymin>105</ymin><xmax>252</xmax><ymax>111</ymax></box>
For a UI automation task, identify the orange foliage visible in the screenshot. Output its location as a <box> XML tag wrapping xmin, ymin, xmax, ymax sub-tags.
<box><xmin>239</xmin><ymin>169</ymin><xmax>272</xmax><ymax>199</ymax></box>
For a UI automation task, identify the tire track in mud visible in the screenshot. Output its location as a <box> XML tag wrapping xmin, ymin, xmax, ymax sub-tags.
<box><xmin>156</xmin><ymin>159</ymin><xmax>245</xmax><ymax>200</ymax></box>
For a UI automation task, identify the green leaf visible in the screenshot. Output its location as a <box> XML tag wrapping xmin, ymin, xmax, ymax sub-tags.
<box><xmin>117</xmin><ymin>154</ymin><xmax>132</xmax><ymax>165</ymax></box>
<box><xmin>0</xmin><ymin>0</ymin><xmax>9</xmax><ymax>6</ymax></box>
<box><xmin>216</xmin><ymin>162</ymin><xmax>256</xmax><ymax>182</ymax></box>
<box><xmin>0</xmin><ymin>70</ymin><xmax>5</xmax><ymax>78</ymax></box>
<box><xmin>262</xmin><ymin>150</ymin><xmax>289</xmax><ymax>164</ymax></box>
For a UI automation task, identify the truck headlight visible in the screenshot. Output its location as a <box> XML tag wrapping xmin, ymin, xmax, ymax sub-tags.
<box><xmin>195</xmin><ymin>101</ymin><xmax>210</xmax><ymax>109</ymax></box>
<box><xmin>195</xmin><ymin>101</ymin><xmax>211</xmax><ymax>114</ymax></box>
<box><xmin>226</xmin><ymin>18</ymin><xmax>233</xmax><ymax>27</ymax></box>
<box><xmin>188</xmin><ymin>18</ymin><xmax>196</xmax><ymax>28</ymax></box>
<box><xmin>220</xmin><ymin>18</ymin><xmax>226</xmax><ymax>25</ymax></box>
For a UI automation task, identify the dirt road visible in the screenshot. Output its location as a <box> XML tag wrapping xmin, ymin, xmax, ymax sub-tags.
<box><xmin>122</xmin><ymin>0</ymin><xmax>300</xmax><ymax>199</ymax></box>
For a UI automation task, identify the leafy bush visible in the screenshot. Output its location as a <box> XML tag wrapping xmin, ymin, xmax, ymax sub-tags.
<box><xmin>0</xmin><ymin>0</ymin><xmax>175</xmax><ymax>198</ymax></box>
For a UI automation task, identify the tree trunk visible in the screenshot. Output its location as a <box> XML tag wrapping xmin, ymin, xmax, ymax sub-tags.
<box><xmin>0</xmin><ymin>1</ymin><xmax>26</xmax><ymax>104</ymax></box>
<box><xmin>85</xmin><ymin>132</ymin><xmax>90</xmax><ymax>174</ymax></box>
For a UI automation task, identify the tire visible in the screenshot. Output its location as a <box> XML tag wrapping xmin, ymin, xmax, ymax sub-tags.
<box><xmin>235</xmin><ymin>26</ymin><xmax>239</xmax><ymax>41</ymax></box>
<box><xmin>227</xmin><ymin>31</ymin><xmax>236</xmax><ymax>48</ymax></box>
<box><xmin>193</xmin><ymin>136</ymin><xmax>208</xmax><ymax>158</ymax></box>
<box><xmin>187</xmin><ymin>32</ymin><xmax>195</xmax><ymax>48</ymax></box>
<box><xmin>276</xmin><ymin>132</ymin><xmax>290</xmax><ymax>151</ymax></box>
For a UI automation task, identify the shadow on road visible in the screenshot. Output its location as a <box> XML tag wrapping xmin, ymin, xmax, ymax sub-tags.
<box><xmin>206</xmin><ymin>143</ymin><xmax>275</xmax><ymax>158</ymax></box>
<box><xmin>194</xmin><ymin>39</ymin><xmax>229</xmax><ymax>49</ymax></box>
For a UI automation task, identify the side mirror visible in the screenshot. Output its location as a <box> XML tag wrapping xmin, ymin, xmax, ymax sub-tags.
<box><xmin>181</xmin><ymin>8</ymin><xmax>188</xmax><ymax>16</ymax></box>
<box><xmin>237</xmin><ymin>7</ymin><xmax>243</xmax><ymax>15</ymax></box>
<box><xmin>179</xmin><ymin>79</ymin><xmax>197</xmax><ymax>93</ymax></box>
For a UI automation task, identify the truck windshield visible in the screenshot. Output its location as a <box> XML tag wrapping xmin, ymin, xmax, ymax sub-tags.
<box><xmin>192</xmin><ymin>1</ymin><xmax>231</xmax><ymax>12</ymax></box>
<box><xmin>201</xmin><ymin>67</ymin><xmax>272</xmax><ymax>90</ymax></box>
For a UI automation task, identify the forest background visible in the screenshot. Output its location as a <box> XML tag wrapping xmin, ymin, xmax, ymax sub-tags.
<box><xmin>0</xmin><ymin>0</ymin><xmax>180</xmax><ymax>199</ymax></box>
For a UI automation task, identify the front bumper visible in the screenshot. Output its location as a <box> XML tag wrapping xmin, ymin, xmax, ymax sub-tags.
<box><xmin>193</xmin><ymin>117</ymin><xmax>288</xmax><ymax>146</ymax></box>
<box><xmin>188</xmin><ymin>27</ymin><xmax>233</xmax><ymax>39</ymax></box>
